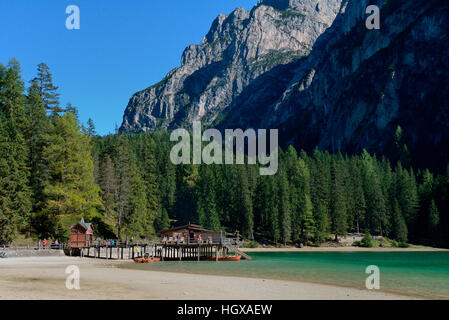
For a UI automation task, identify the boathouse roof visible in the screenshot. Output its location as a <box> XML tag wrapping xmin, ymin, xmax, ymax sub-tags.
<box><xmin>160</xmin><ymin>222</ymin><xmax>216</xmax><ymax>234</ymax></box>
<box><xmin>70</xmin><ymin>217</ymin><xmax>93</xmax><ymax>231</ymax></box>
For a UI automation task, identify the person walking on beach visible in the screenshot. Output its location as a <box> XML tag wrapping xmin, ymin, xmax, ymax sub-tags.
<box><xmin>42</xmin><ymin>239</ymin><xmax>47</xmax><ymax>249</ymax></box>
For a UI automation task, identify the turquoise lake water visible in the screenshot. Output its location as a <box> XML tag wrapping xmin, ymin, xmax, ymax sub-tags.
<box><xmin>122</xmin><ymin>251</ymin><xmax>449</xmax><ymax>299</ymax></box>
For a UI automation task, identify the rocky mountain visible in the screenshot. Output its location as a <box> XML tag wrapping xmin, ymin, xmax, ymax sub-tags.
<box><xmin>121</xmin><ymin>0</ymin><xmax>449</xmax><ymax>170</ymax></box>
<box><xmin>120</xmin><ymin>0</ymin><xmax>343</xmax><ymax>132</ymax></box>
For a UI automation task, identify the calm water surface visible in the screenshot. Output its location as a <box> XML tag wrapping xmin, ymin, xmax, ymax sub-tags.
<box><xmin>121</xmin><ymin>251</ymin><xmax>449</xmax><ymax>299</ymax></box>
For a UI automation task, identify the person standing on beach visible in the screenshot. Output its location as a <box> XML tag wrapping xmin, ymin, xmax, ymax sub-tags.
<box><xmin>42</xmin><ymin>239</ymin><xmax>47</xmax><ymax>249</ymax></box>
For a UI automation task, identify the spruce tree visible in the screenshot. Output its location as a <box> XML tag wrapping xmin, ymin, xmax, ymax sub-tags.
<box><xmin>330</xmin><ymin>161</ymin><xmax>347</xmax><ymax>239</ymax></box>
<box><xmin>0</xmin><ymin>59</ymin><xmax>32</xmax><ymax>242</ymax></box>
<box><xmin>32</xmin><ymin>63</ymin><xmax>62</xmax><ymax>116</ymax></box>
<box><xmin>391</xmin><ymin>199</ymin><xmax>408</xmax><ymax>243</ymax></box>
<box><xmin>24</xmin><ymin>80</ymin><xmax>52</xmax><ymax>213</ymax></box>
<box><xmin>428</xmin><ymin>199</ymin><xmax>440</xmax><ymax>245</ymax></box>
<box><xmin>277</xmin><ymin>169</ymin><xmax>291</xmax><ymax>245</ymax></box>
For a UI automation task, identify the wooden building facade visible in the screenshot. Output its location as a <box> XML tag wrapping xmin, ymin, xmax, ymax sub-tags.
<box><xmin>160</xmin><ymin>223</ymin><xmax>223</xmax><ymax>244</ymax></box>
<box><xmin>70</xmin><ymin>218</ymin><xmax>93</xmax><ymax>247</ymax></box>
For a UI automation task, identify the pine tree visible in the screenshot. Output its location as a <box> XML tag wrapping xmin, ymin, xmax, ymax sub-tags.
<box><xmin>330</xmin><ymin>161</ymin><xmax>347</xmax><ymax>239</ymax></box>
<box><xmin>155</xmin><ymin>208</ymin><xmax>170</xmax><ymax>232</ymax></box>
<box><xmin>301</xmin><ymin>194</ymin><xmax>315</xmax><ymax>244</ymax></box>
<box><xmin>99</xmin><ymin>154</ymin><xmax>117</xmax><ymax>218</ymax></box>
<box><xmin>391</xmin><ymin>199</ymin><xmax>408</xmax><ymax>243</ymax></box>
<box><xmin>361</xmin><ymin>150</ymin><xmax>387</xmax><ymax>236</ymax></box>
<box><xmin>0</xmin><ymin>59</ymin><xmax>32</xmax><ymax>242</ymax></box>
<box><xmin>277</xmin><ymin>169</ymin><xmax>291</xmax><ymax>245</ymax></box>
<box><xmin>428</xmin><ymin>199</ymin><xmax>440</xmax><ymax>245</ymax></box>
<box><xmin>86</xmin><ymin>118</ymin><xmax>96</xmax><ymax>136</ymax></box>
<box><xmin>24</xmin><ymin>80</ymin><xmax>52</xmax><ymax>213</ymax></box>
<box><xmin>314</xmin><ymin>202</ymin><xmax>329</xmax><ymax>244</ymax></box>
<box><xmin>32</xmin><ymin>63</ymin><xmax>62</xmax><ymax>116</ymax></box>
<box><xmin>114</xmin><ymin>134</ymin><xmax>132</xmax><ymax>239</ymax></box>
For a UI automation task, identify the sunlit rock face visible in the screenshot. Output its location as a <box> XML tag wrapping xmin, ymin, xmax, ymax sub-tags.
<box><xmin>121</xmin><ymin>0</ymin><xmax>449</xmax><ymax>170</ymax></box>
<box><xmin>120</xmin><ymin>0</ymin><xmax>343</xmax><ymax>133</ymax></box>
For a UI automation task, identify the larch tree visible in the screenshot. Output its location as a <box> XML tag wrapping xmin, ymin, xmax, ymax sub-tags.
<box><xmin>40</xmin><ymin>111</ymin><xmax>103</xmax><ymax>238</ymax></box>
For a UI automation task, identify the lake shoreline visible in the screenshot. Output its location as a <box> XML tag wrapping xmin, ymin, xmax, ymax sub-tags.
<box><xmin>0</xmin><ymin>256</ymin><xmax>414</xmax><ymax>300</ymax></box>
<box><xmin>240</xmin><ymin>247</ymin><xmax>449</xmax><ymax>253</ymax></box>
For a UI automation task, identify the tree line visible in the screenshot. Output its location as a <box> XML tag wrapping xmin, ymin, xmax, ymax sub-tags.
<box><xmin>92</xmin><ymin>131</ymin><xmax>448</xmax><ymax>248</ymax></box>
<box><xmin>1</xmin><ymin>59</ymin><xmax>448</xmax><ymax>248</ymax></box>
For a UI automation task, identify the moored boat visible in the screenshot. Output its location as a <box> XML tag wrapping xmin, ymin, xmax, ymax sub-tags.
<box><xmin>134</xmin><ymin>257</ymin><xmax>161</xmax><ymax>263</ymax></box>
<box><xmin>219</xmin><ymin>255</ymin><xmax>241</xmax><ymax>261</ymax></box>
<box><xmin>201</xmin><ymin>255</ymin><xmax>241</xmax><ymax>261</ymax></box>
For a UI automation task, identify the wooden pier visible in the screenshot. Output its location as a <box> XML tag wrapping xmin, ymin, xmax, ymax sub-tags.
<box><xmin>68</xmin><ymin>239</ymin><xmax>250</xmax><ymax>261</ymax></box>
<box><xmin>68</xmin><ymin>223</ymin><xmax>252</xmax><ymax>261</ymax></box>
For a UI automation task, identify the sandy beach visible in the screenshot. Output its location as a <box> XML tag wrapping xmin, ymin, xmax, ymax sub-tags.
<box><xmin>0</xmin><ymin>256</ymin><xmax>415</xmax><ymax>300</ymax></box>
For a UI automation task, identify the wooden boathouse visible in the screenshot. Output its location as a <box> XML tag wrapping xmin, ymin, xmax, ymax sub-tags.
<box><xmin>67</xmin><ymin>221</ymin><xmax>251</xmax><ymax>261</ymax></box>
<box><xmin>70</xmin><ymin>218</ymin><xmax>93</xmax><ymax>248</ymax></box>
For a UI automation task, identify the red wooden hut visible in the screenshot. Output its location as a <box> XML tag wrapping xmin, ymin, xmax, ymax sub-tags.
<box><xmin>70</xmin><ymin>218</ymin><xmax>93</xmax><ymax>247</ymax></box>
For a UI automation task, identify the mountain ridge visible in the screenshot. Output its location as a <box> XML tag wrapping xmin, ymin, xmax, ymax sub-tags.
<box><xmin>120</xmin><ymin>0</ymin><xmax>343</xmax><ymax>132</ymax></box>
<box><xmin>121</xmin><ymin>0</ymin><xmax>449</xmax><ymax>171</ymax></box>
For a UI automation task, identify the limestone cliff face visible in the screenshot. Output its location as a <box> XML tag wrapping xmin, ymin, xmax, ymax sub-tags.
<box><xmin>121</xmin><ymin>0</ymin><xmax>449</xmax><ymax>169</ymax></box>
<box><xmin>218</xmin><ymin>0</ymin><xmax>449</xmax><ymax>169</ymax></box>
<box><xmin>120</xmin><ymin>0</ymin><xmax>343</xmax><ymax>132</ymax></box>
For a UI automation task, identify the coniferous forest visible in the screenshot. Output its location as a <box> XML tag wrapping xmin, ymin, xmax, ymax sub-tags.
<box><xmin>1</xmin><ymin>59</ymin><xmax>448</xmax><ymax>248</ymax></box>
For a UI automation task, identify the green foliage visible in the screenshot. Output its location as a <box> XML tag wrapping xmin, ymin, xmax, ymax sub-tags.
<box><xmin>0</xmin><ymin>60</ymin><xmax>32</xmax><ymax>243</ymax></box>
<box><xmin>391</xmin><ymin>199</ymin><xmax>408</xmax><ymax>243</ymax></box>
<box><xmin>352</xmin><ymin>241</ymin><xmax>362</xmax><ymax>247</ymax></box>
<box><xmin>398</xmin><ymin>241</ymin><xmax>410</xmax><ymax>248</ymax></box>
<box><xmin>360</xmin><ymin>233</ymin><xmax>374</xmax><ymax>248</ymax></box>
<box><xmin>38</xmin><ymin>112</ymin><xmax>103</xmax><ymax>239</ymax></box>
<box><xmin>239</xmin><ymin>239</ymin><xmax>259</xmax><ymax>248</ymax></box>
<box><xmin>1</xmin><ymin>58</ymin><xmax>448</xmax><ymax>249</ymax></box>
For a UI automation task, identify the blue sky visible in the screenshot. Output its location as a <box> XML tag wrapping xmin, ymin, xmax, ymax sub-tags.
<box><xmin>0</xmin><ymin>0</ymin><xmax>257</xmax><ymax>135</ymax></box>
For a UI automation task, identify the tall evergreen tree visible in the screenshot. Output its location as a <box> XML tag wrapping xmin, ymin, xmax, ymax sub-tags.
<box><xmin>24</xmin><ymin>80</ymin><xmax>52</xmax><ymax>213</ymax></box>
<box><xmin>428</xmin><ymin>199</ymin><xmax>440</xmax><ymax>245</ymax></box>
<box><xmin>32</xmin><ymin>63</ymin><xmax>62</xmax><ymax>116</ymax></box>
<box><xmin>39</xmin><ymin>111</ymin><xmax>103</xmax><ymax>238</ymax></box>
<box><xmin>391</xmin><ymin>199</ymin><xmax>408</xmax><ymax>243</ymax></box>
<box><xmin>0</xmin><ymin>60</ymin><xmax>32</xmax><ymax>242</ymax></box>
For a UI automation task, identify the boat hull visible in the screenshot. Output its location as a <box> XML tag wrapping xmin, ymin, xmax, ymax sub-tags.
<box><xmin>133</xmin><ymin>257</ymin><xmax>161</xmax><ymax>263</ymax></box>
<box><xmin>201</xmin><ymin>255</ymin><xmax>241</xmax><ymax>261</ymax></box>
